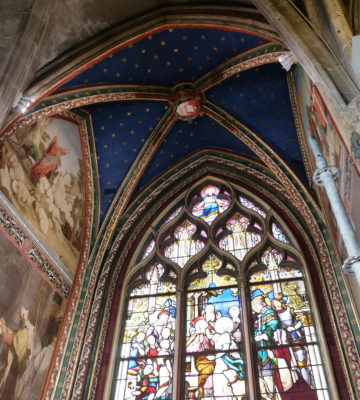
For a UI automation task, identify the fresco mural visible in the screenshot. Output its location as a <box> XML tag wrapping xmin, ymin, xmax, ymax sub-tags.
<box><xmin>0</xmin><ymin>117</ymin><xmax>84</xmax><ymax>276</ymax></box>
<box><xmin>0</xmin><ymin>230</ymin><xmax>66</xmax><ymax>400</ymax></box>
<box><xmin>294</xmin><ymin>66</ymin><xmax>360</xmax><ymax>310</ymax></box>
<box><xmin>294</xmin><ymin>66</ymin><xmax>359</xmax><ymax>214</ymax></box>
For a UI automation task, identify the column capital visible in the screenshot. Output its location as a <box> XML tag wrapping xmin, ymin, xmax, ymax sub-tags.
<box><xmin>312</xmin><ymin>166</ymin><xmax>339</xmax><ymax>186</ymax></box>
<box><xmin>277</xmin><ymin>52</ymin><xmax>297</xmax><ymax>72</ymax></box>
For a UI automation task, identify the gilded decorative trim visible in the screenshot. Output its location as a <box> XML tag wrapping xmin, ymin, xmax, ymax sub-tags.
<box><xmin>0</xmin><ymin>91</ymin><xmax>162</xmax><ymax>142</ymax></box>
<box><xmin>286</xmin><ymin>71</ymin><xmax>312</xmax><ymax>185</ymax></box>
<box><xmin>0</xmin><ymin>195</ymin><xmax>71</xmax><ymax>297</ymax></box>
<box><xmin>196</xmin><ymin>47</ymin><xmax>288</xmax><ymax>91</ymax></box>
<box><xmin>0</xmin><ymin>45</ymin><xmax>287</xmax><ymax>142</ymax></box>
<box><xmin>32</xmin><ymin>85</ymin><xmax>172</xmax><ymax>113</ymax></box>
<box><xmin>72</xmin><ymin>108</ymin><xmax>101</xmax><ymax>246</ymax></box>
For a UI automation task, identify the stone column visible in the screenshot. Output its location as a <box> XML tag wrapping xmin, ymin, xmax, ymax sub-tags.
<box><xmin>309</xmin><ymin>136</ymin><xmax>360</xmax><ymax>283</ymax></box>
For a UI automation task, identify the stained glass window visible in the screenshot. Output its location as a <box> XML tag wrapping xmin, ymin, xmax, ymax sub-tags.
<box><xmin>239</xmin><ymin>195</ymin><xmax>266</xmax><ymax>218</ymax></box>
<box><xmin>271</xmin><ymin>221</ymin><xmax>290</xmax><ymax>243</ymax></box>
<box><xmin>160</xmin><ymin>206</ymin><xmax>183</xmax><ymax>229</ymax></box>
<box><xmin>114</xmin><ymin>263</ymin><xmax>177</xmax><ymax>400</ymax></box>
<box><xmin>191</xmin><ymin>184</ymin><xmax>231</xmax><ymax>224</ymax></box>
<box><xmin>249</xmin><ymin>248</ymin><xmax>329</xmax><ymax>400</ymax></box>
<box><xmin>218</xmin><ymin>212</ymin><xmax>262</xmax><ymax>260</ymax></box>
<box><xmin>141</xmin><ymin>239</ymin><xmax>155</xmax><ymax>260</ymax></box>
<box><xmin>113</xmin><ymin>182</ymin><xmax>332</xmax><ymax>400</ymax></box>
<box><xmin>163</xmin><ymin>220</ymin><xmax>205</xmax><ymax>267</ymax></box>
<box><xmin>185</xmin><ymin>255</ymin><xmax>244</xmax><ymax>399</ymax></box>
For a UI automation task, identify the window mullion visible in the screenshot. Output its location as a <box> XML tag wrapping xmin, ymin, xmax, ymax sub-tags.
<box><xmin>239</xmin><ymin>277</ymin><xmax>257</xmax><ymax>400</ymax></box>
<box><xmin>172</xmin><ymin>288</ymin><xmax>183</xmax><ymax>400</ymax></box>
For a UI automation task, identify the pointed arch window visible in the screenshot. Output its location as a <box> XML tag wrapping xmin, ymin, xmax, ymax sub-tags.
<box><xmin>113</xmin><ymin>181</ymin><xmax>331</xmax><ymax>400</ymax></box>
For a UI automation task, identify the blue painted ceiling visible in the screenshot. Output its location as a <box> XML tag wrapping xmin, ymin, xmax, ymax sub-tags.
<box><xmin>60</xmin><ymin>28</ymin><xmax>267</xmax><ymax>89</ymax></box>
<box><xmin>206</xmin><ymin>63</ymin><xmax>303</xmax><ymax>172</ymax></box>
<box><xmin>57</xmin><ymin>27</ymin><xmax>307</xmax><ymax>221</ymax></box>
<box><xmin>135</xmin><ymin>115</ymin><xmax>259</xmax><ymax>194</ymax></box>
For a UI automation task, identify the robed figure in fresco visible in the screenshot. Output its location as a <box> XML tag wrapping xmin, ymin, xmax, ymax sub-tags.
<box><xmin>30</xmin><ymin>136</ymin><xmax>69</xmax><ymax>182</ymax></box>
<box><xmin>0</xmin><ymin>307</ymin><xmax>34</xmax><ymax>400</ymax></box>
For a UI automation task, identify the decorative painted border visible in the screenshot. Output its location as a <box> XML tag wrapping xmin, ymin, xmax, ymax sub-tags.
<box><xmin>0</xmin><ymin>194</ymin><xmax>71</xmax><ymax>297</ymax></box>
<box><xmin>83</xmin><ymin>152</ymin><xmax>358</xmax><ymax>399</ymax></box>
<box><xmin>71</xmin><ymin>108</ymin><xmax>101</xmax><ymax>247</ymax></box>
<box><xmin>196</xmin><ymin>44</ymin><xmax>286</xmax><ymax>91</ymax></box>
<box><xmin>286</xmin><ymin>72</ymin><xmax>312</xmax><ymax>186</ymax></box>
<box><xmin>0</xmin><ymin>43</ymin><xmax>288</xmax><ymax>143</ymax></box>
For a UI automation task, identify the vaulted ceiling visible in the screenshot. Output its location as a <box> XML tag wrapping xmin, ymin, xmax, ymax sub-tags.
<box><xmin>35</xmin><ymin>26</ymin><xmax>306</xmax><ymax>220</ymax></box>
<box><xmin>4</xmin><ymin>2</ymin><xmax>339</xmax><ymax>230</ymax></box>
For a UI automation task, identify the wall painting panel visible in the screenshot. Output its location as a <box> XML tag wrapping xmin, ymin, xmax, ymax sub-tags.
<box><xmin>294</xmin><ymin>66</ymin><xmax>360</xmax><ymax>312</ymax></box>
<box><xmin>0</xmin><ymin>117</ymin><xmax>85</xmax><ymax>277</ymax></box>
<box><xmin>0</xmin><ymin>230</ymin><xmax>66</xmax><ymax>400</ymax></box>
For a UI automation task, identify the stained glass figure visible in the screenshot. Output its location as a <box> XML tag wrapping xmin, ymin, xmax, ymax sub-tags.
<box><xmin>115</xmin><ymin>264</ymin><xmax>177</xmax><ymax>400</ymax></box>
<box><xmin>271</xmin><ymin>222</ymin><xmax>290</xmax><ymax>243</ymax></box>
<box><xmin>191</xmin><ymin>185</ymin><xmax>230</xmax><ymax>224</ymax></box>
<box><xmin>250</xmin><ymin>261</ymin><xmax>329</xmax><ymax>399</ymax></box>
<box><xmin>239</xmin><ymin>195</ymin><xmax>266</xmax><ymax>218</ymax></box>
<box><xmin>185</xmin><ymin>255</ymin><xmax>245</xmax><ymax>399</ymax></box>
<box><xmin>115</xmin><ymin>181</ymin><xmax>333</xmax><ymax>400</ymax></box>
<box><xmin>164</xmin><ymin>220</ymin><xmax>204</xmax><ymax>267</ymax></box>
<box><xmin>218</xmin><ymin>212</ymin><xmax>262</xmax><ymax>260</ymax></box>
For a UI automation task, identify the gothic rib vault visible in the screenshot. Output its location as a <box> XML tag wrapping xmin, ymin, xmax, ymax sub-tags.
<box><xmin>0</xmin><ymin>2</ymin><xmax>359</xmax><ymax>400</ymax></box>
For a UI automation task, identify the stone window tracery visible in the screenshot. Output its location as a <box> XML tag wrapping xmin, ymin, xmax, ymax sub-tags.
<box><xmin>113</xmin><ymin>181</ymin><xmax>330</xmax><ymax>400</ymax></box>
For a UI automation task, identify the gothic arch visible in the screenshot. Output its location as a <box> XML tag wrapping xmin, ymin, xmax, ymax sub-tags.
<box><xmin>55</xmin><ymin>150</ymin><xmax>358</xmax><ymax>400</ymax></box>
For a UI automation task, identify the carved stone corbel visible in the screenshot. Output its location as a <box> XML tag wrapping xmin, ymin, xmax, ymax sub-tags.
<box><xmin>277</xmin><ymin>52</ymin><xmax>297</xmax><ymax>71</ymax></box>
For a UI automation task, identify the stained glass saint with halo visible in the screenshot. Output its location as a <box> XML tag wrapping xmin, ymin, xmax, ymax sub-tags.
<box><xmin>249</xmin><ymin>247</ymin><xmax>329</xmax><ymax>400</ymax></box>
<box><xmin>191</xmin><ymin>184</ymin><xmax>230</xmax><ymax>224</ymax></box>
<box><xmin>114</xmin><ymin>182</ymin><xmax>332</xmax><ymax>400</ymax></box>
